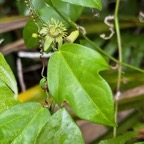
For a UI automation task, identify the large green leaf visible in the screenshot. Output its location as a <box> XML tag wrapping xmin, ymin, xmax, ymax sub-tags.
<box><xmin>0</xmin><ymin>53</ymin><xmax>19</xmax><ymax>113</ymax></box>
<box><xmin>48</xmin><ymin>43</ymin><xmax>116</xmax><ymax>126</ymax></box>
<box><xmin>0</xmin><ymin>80</ymin><xmax>19</xmax><ymax>114</ymax></box>
<box><xmin>0</xmin><ymin>53</ymin><xmax>17</xmax><ymax>95</ymax></box>
<box><xmin>0</xmin><ymin>102</ymin><xmax>50</xmax><ymax>144</ymax></box>
<box><xmin>99</xmin><ymin>132</ymin><xmax>138</xmax><ymax>144</ymax></box>
<box><xmin>61</xmin><ymin>0</ymin><xmax>102</xmax><ymax>10</ymax></box>
<box><xmin>37</xmin><ymin>108</ymin><xmax>84</xmax><ymax>144</ymax></box>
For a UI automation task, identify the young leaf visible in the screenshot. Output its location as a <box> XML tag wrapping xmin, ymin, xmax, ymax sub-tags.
<box><xmin>61</xmin><ymin>0</ymin><xmax>102</xmax><ymax>10</ymax></box>
<box><xmin>0</xmin><ymin>102</ymin><xmax>50</xmax><ymax>144</ymax></box>
<box><xmin>36</xmin><ymin>108</ymin><xmax>84</xmax><ymax>144</ymax></box>
<box><xmin>48</xmin><ymin>43</ymin><xmax>116</xmax><ymax>126</ymax></box>
<box><xmin>0</xmin><ymin>53</ymin><xmax>17</xmax><ymax>96</ymax></box>
<box><xmin>99</xmin><ymin>132</ymin><xmax>138</xmax><ymax>144</ymax></box>
<box><xmin>23</xmin><ymin>20</ymin><xmax>39</xmax><ymax>48</ymax></box>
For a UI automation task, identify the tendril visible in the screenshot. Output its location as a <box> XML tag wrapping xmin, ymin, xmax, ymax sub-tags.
<box><xmin>24</xmin><ymin>0</ymin><xmax>46</xmax><ymax>78</ymax></box>
<box><xmin>100</xmin><ymin>15</ymin><xmax>115</xmax><ymax>40</ymax></box>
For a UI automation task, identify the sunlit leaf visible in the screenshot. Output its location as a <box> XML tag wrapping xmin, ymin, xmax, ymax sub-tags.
<box><xmin>0</xmin><ymin>102</ymin><xmax>50</xmax><ymax>143</ymax></box>
<box><xmin>37</xmin><ymin>108</ymin><xmax>84</xmax><ymax>144</ymax></box>
<box><xmin>48</xmin><ymin>43</ymin><xmax>116</xmax><ymax>126</ymax></box>
<box><xmin>0</xmin><ymin>53</ymin><xmax>17</xmax><ymax>95</ymax></box>
<box><xmin>0</xmin><ymin>80</ymin><xmax>19</xmax><ymax>114</ymax></box>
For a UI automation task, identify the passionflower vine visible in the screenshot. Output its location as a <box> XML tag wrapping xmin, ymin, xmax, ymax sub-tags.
<box><xmin>39</xmin><ymin>18</ymin><xmax>67</xmax><ymax>52</ymax></box>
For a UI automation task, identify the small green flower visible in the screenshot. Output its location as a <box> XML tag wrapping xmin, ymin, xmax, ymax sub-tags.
<box><xmin>40</xmin><ymin>18</ymin><xmax>67</xmax><ymax>52</ymax></box>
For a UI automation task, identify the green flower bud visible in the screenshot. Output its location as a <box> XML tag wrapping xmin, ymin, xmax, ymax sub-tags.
<box><xmin>39</xmin><ymin>77</ymin><xmax>48</xmax><ymax>90</ymax></box>
<box><xmin>32</xmin><ymin>33</ymin><xmax>38</xmax><ymax>38</ymax></box>
<box><xmin>43</xmin><ymin>36</ymin><xmax>53</xmax><ymax>53</ymax></box>
<box><xmin>66</xmin><ymin>30</ymin><xmax>79</xmax><ymax>43</ymax></box>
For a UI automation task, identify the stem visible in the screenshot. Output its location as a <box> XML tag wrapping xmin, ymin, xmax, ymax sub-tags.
<box><xmin>82</xmin><ymin>35</ymin><xmax>144</xmax><ymax>72</ymax></box>
<box><xmin>50</xmin><ymin>1</ymin><xmax>76</xmax><ymax>28</ymax></box>
<box><xmin>113</xmin><ymin>0</ymin><xmax>122</xmax><ymax>138</ymax></box>
<box><xmin>115</xmin><ymin>0</ymin><xmax>122</xmax><ymax>91</ymax></box>
<box><xmin>51</xmin><ymin>101</ymin><xmax>56</xmax><ymax>114</ymax></box>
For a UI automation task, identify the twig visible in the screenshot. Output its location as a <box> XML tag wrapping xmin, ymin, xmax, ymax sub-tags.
<box><xmin>0</xmin><ymin>39</ymin><xmax>26</xmax><ymax>55</ymax></box>
<box><xmin>18</xmin><ymin>51</ymin><xmax>52</xmax><ymax>58</ymax></box>
<box><xmin>100</xmin><ymin>15</ymin><xmax>115</xmax><ymax>39</ymax></box>
<box><xmin>17</xmin><ymin>57</ymin><xmax>26</xmax><ymax>92</ymax></box>
<box><xmin>0</xmin><ymin>16</ymin><xmax>29</xmax><ymax>34</ymax></box>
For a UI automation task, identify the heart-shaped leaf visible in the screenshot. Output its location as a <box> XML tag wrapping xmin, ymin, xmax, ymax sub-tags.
<box><xmin>37</xmin><ymin>108</ymin><xmax>84</xmax><ymax>144</ymax></box>
<box><xmin>48</xmin><ymin>43</ymin><xmax>116</xmax><ymax>126</ymax></box>
<box><xmin>0</xmin><ymin>53</ymin><xmax>17</xmax><ymax>95</ymax></box>
<box><xmin>61</xmin><ymin>0</ymin><xmax>102</xmax><ymax>10</ymax></box>
<box><xmin>0</xmin><ymin>102</ymin><xmax>50</xmax><ymax>143</ymax></box>
<box><xmin>99</xmin><ymin>132</ymin><xmax>138</xmax><ymax>144</ymax></box>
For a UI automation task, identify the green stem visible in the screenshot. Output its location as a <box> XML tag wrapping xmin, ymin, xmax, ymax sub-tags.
<box><xmin>115</xmin><ymin>0</ymin><xmax>122</xmax><ymax>91</ymax></box>
<box><xmin>82</xmin><ymin>35</ymin><xmax>144</xmax><ymax>72</ymax></box>
<box><xmin>51</xmin><ymin>101</ymin><xmax>56</xmax><ymax>114</ymax></box>
<box><xmin>50</xmin><ymin>1</ymin><xmax>76</xmax><ymax>28</ymax></box>
<box><xmin>113</xmin><ymin>0</ymin><xmax>122</xmax><ymax>138</ymax></box>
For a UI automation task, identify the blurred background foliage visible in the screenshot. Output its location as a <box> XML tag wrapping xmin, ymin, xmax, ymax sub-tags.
<box><xmin>0</xmin><ymin>0</ymin><xmax>144</xmax><ymax>143</ymax></box>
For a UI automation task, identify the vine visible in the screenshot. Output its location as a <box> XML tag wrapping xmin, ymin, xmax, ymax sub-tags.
<box><xmin>113</xmin><ymin>0</ymin><xmax>122</xmax><ymax>138</ymax></box>
<box><xmin>24</xmin><ymin>0</ymin><xmax>50</xmax><ymax>106</ymax></box>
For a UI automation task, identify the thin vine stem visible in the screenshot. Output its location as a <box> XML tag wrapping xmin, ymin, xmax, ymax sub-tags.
<box><xmin>113</xmin><ymin>0</ymin><xmax>122</xmax><ymax>138</ymax></box>
<box><xmin>49</xmin><ymin>0</ymin><xmax>144</xmax><ymax>73</ymax></box>
<box><xmin>82</xmin><ymin>35</ymin><xmax>144</xmax><ymax>72</ymax></box>
<box><xmin>115</xmin><ymin>0</ymin><xmax>122</xmax><ymax>92</ymax></box>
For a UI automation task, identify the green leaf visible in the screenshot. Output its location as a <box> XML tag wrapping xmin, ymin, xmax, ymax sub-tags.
<box><xmin>48</xmin><ymin>43</ymin><xmax>116</xmax><ymax>126</ymax></box>
<box><xmin>0</xmin><ymin>102</ymin><xmax>50</xmax><ymax>144</ymax></box>
<box><xmin>0</xmin><ymin>53</ymin><xmax>17</xmax><ymax>95</ymax></box>
<box><xmin>37</xmin><ymin>108</ymin><xmax>84</xmax><ymax>144</ymax></box>
<box><xmin>61</xmin><ymin>0</ymin><xmax>102</xmax><ymax>10</ymax></box>
<box><xmin>99</xmin><ymin>132</ymin><xmax>138</xmax><ymax>144</ymax></box>
<box><xmin>0</xmin><ymin>80</ymin><xmax>19</xmax><ymax>114</ymax></box>
<box><xmin>23</xmin><ymin>20</ymin><xmax>39</xmax><ymax>48</ymax></box>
